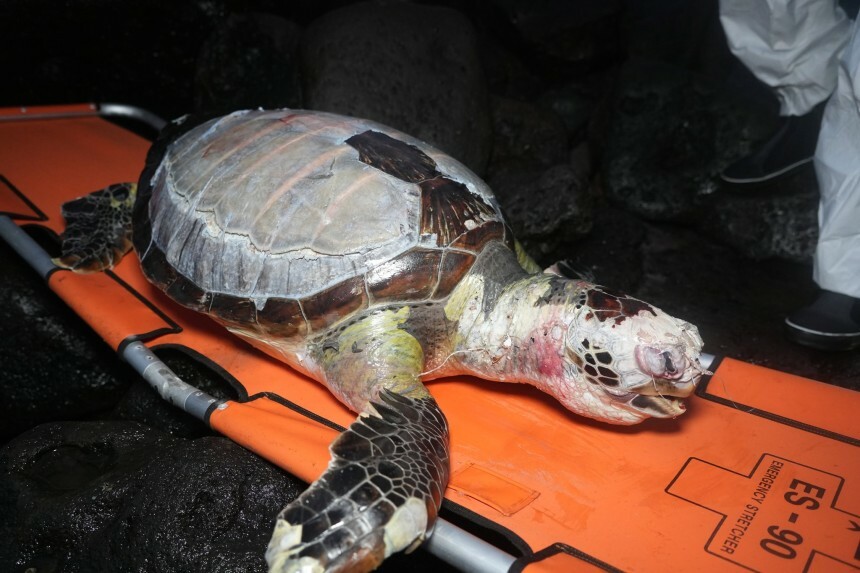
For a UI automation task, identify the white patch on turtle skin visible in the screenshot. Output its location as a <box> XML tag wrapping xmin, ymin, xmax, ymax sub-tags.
<box><xmin>266</xmin><ymin>520</ymin><xmax>323</xmax><ymax>573</ymax></box>
<box><xmin>382</xmin><ymin>497</ymin><xmax>429</xmax><ymax>557</ymax></box>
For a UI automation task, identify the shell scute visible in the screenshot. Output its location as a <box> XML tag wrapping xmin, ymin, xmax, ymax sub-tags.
<box><xmin>164</xmin><ymin>273</ymin><xmax>210</xmax><ymax>313</ymax></box>
<box><xmin>418</xmin><ymin>177</ymin><xmax>497</xmax><ymax>247</ymax></box>
<box><xmin>367</xmin><ymin>248</ymin><xmax>442</xmax><ymax>303</ymax></box>
<box><xmin>302</xmin><ymin>275</ymin><xmax>369</xmax><ymax>333</ymax></box>
<box><xmin>449</xmin><ymin>220</ymin><xmax>505</xmax><ymax>253</ymax></box>
<box><xmin>257</xmin><ymin>298</ymin><xmax>308</xmax><ymax>339</ymax></box>
<box><xmin>139</xmin><ymin>240</ymin><xmax>177</xmax><ymax>292</ymax></box>
<box><xmin>210</xmin><ymin>292</ymin><xmax>257</xmax><ymax>325</ymax></box>
<box><xmin>345</xmin><ymin>130</ymin><xmax>439</xmax><ymax>183</ymax></box>
<box><xmin>433</xmin><ymin>251</ymin><xmax>476</xmax><ymax>300</ymax></box>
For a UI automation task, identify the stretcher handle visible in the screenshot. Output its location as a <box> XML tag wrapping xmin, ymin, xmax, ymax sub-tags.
<box><xmin>0</xmin><ymin>215</ymin><xmax>56</xmax><ymax>278</ymax></box>
<box><xmin>0</xmin><ymin>103</ymin><xmax>167</xmax><ymax>133</ymax></box>
<box><xmin>99</xmin><ymin>103</ymin><xmax>167</xmax><ymax>132</ymax></box>
<box><xmin>122</xmin><ymin>341</ymin><xmax>221</xmax><ymax>420</ymax></box>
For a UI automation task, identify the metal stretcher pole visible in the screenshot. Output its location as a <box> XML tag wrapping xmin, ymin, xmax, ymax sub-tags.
<box><xmin>0</xmin><ymin>215</ymin><xmax>57</xmax><ymax>279</ymax></box>
<box><xmin>99</xmin><ymin>103</ymin><xmax>168</xmax><ymax>131</ymax></box>
<box><xmin>0</xmin><ymin>216</ymin><xmax>518</xmax><ymax>573</ymax></box>
<box><xmin>426</xmin><ymin>519</ymin><xmax>517</xmax><ymax>573</ymax></box>
<box><xmin>122</xmin><ymin>341</ymin><xmax>220</xmax><ymax>421</ymax></box>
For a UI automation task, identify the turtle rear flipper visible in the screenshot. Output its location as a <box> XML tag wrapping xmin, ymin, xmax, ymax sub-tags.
<box><xmin>267</xmin><ymin>391</ymin><xmax>449</xmax><ymax>573</ymax></box>
<box><xmin>53</xmin><ymin>182</ymin><xmax>137</xmax><ymax>273</ymax></box>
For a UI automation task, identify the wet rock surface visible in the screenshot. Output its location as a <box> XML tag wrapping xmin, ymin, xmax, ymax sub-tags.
<box><xmin>0</xmin><ymin>420</ymin><xmax>304</xmax><ymax>573</ymax></box>
<box><xmin>0</xmin><ymin>238</ymin><xmax>133</xmax><ymax>443</ymax></box>
<box><xmin>1</xmin><ymin>1</ymin><xmax>858</xmax><ymax>572</ymax></box>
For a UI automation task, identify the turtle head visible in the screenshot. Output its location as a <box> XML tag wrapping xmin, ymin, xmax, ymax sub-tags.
<box><xmin>556</xmin><ymin>284</ymin><xmax>709</xmax><ymax>425</ymax></box>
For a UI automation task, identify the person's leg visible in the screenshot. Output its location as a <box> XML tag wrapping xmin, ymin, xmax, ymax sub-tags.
<box><xmin>719</xmin><ymin>0</ymin><xmax>851</xmax><ymax>183</ymax></box>
<box><xmin>785</xmin><ymin>18</ymin><xmax>860</xmax><ymax>350</ymax></box>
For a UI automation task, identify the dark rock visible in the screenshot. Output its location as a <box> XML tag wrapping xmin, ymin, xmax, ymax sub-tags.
<box><xmin>537</xmin><ymin>80</ymin><xmax>599</xmax><ymax>141</ymax></box>
<box><xmin>492</xmin><ymin>162</ymin><xmax>593</xmax><ymax>262</ymax></box>
<box><xmin>623</xmin><ymin>0</ymin><xmax>721</xmax><ymax>72</ymax></box>
<box><xmin>0</xmin><ymin>237</ymin><xmax>133</xmax><ymax>443</ymax></box>
<box><xmin>301</xmin><ymin>1</ymin><xmax>492</xmax><ymax>175</ymax></box>
<box><xmin>477</xmin><ymin>26</ymin><xmax>544</xmax><ymax>101</ymax></box>
<box><xmin>622</xmin><ymin>0</ymin><xmax>777</xmax><ymax>108</ymax></box>
<box><xmin>552</xmin><ymin>204</ymin><xmax>647</xmax><ymax>294</ymax></box>
<box><xmin>0</xmin><ymin>420</ymin><xmax>305</xmax><ymax>572</ymax></box>
<box><xmin>602</xmin><ymin>58</ymin><xmax>778</xmax><ymax>222</ymax></box>
<box><xmin>704</xmin><ymin>169</ymin><xmax>819</xmax><ymax>262</ymax></box>
<box><xmin>487</xmin><ymin>94</ymin><xmax>593</xmax><ymax>261</ymax></box>
<box><xmin>488</xmin><ymin>95</ymin><xmax>569</xmax><ymax>174</ymax></box>
<box><xmin>195</xmin><ymin>12</ymin><xmax>303</xmax><ymax>114</ymax></box>
<box><xmin>487</xmin><ymin>0</ymin><xmax>624</xmax><ymax>78</ymax></box>
<box><xmin>0</xmin><ymin>0</ymin><xmax>228</xmax><ymax>120</ymax></box>
<box><xmin>602</xmin><ymin>57</ymin><xmax>817</xmax><ymax>263</ymax></box>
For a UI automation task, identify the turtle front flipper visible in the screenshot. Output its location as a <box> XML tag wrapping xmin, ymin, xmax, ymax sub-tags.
<box><xmin>267</xmin><ymin>391</ymin><xmax>449</xmax><ymax>573</ymax></box>
<box><xmin>268</xmin><ymin>309</ymin><xmax>449</xmax><ymax>572</ymax></box>
<box><xmin>53</xmin><ymin>182</ymin><xmax>137</xmax><ymax>272</ymax></box>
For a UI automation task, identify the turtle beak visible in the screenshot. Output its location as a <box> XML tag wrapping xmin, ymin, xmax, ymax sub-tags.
<box><xmin>626</xmin><ymin>393</ymin><xmax>687</xmax><ymax>418</ymax></box>
<box><xmin>601</xmin><ymin>388</ymin><xmax>688</xmax><ymax>419</ymax></box>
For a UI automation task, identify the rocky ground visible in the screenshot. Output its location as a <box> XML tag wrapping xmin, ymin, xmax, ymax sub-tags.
<box><xmin>1</xmin><ymin>1</ymin><xmax>857</xmax><ymax>572</ymax></box>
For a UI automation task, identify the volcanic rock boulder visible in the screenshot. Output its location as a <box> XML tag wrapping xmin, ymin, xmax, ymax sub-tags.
<box><xmin>602</xmin><ymin>58</ymin><xmax>818</xmax><ymax>261</ymax></box>
<box><xmin>195</xmin><ymin>12</ymin><xmax>303</xmax><ymax>114</ymax></box>
<box><xmin>302</xmin><ymin>1</ymin><xmax>492</xmax><ymax>175</ymax></box>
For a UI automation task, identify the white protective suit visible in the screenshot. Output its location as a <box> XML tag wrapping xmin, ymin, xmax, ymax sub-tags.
<box><xmin>720</xmin><ymin>0</ymin><xmax>860</xmax><ymax>299</ymax></box>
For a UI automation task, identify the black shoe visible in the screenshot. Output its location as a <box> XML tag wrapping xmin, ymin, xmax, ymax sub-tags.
<box><xmin>721</xmin><ymin>101</ymin><xmax>826</xmax><ymax>185</ymax></box>
<box><xmin>785</xmin><ymin>290</ymin><xmax>860</xmax><ymax>351</ymax></box>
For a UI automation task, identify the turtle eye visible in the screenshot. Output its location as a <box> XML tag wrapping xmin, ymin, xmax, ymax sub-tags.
<box><xmin>662</xmin><ymin>351</ymin><xmax>676</xmax><ymax>374</ymax></box>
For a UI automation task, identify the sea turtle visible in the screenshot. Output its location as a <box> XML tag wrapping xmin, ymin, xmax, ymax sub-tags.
<box><xmin>55</xmin><ymin>109</ymin><xmax>709</xmax><ymax>573</ymax></box>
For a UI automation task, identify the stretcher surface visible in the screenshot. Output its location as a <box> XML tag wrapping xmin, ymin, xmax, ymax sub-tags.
<box><xmin>1</xmin><ymin>104</ymin><xmax>858</xmax><ymax>573</ymax></box>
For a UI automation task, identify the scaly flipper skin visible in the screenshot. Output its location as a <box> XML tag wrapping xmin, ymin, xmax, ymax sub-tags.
<box><xmin>267</xmin><ymin>309</ymin><xmax>450</xmax><ymax>573</ymax></box>
<box><xmin>266</xmin><ymin>391</ymin><xmax>449</xmax><ymax>573</ymax></box>
<box><xmin>53</xmin><ymin>183</ymin><xmax>137</xmax><ymax>272</ymax></box>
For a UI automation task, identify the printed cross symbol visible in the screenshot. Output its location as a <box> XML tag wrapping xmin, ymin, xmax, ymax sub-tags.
<box><xmin>667</xmin><ymin>453</ymin><xmax>860</xmax><ymax>571</ymax></box>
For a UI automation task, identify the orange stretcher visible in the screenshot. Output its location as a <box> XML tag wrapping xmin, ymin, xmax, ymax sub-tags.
<box><xmin>1</xmin><ymin>104</ymin><xmax>858</xmax><ymax>573</ymax></box>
